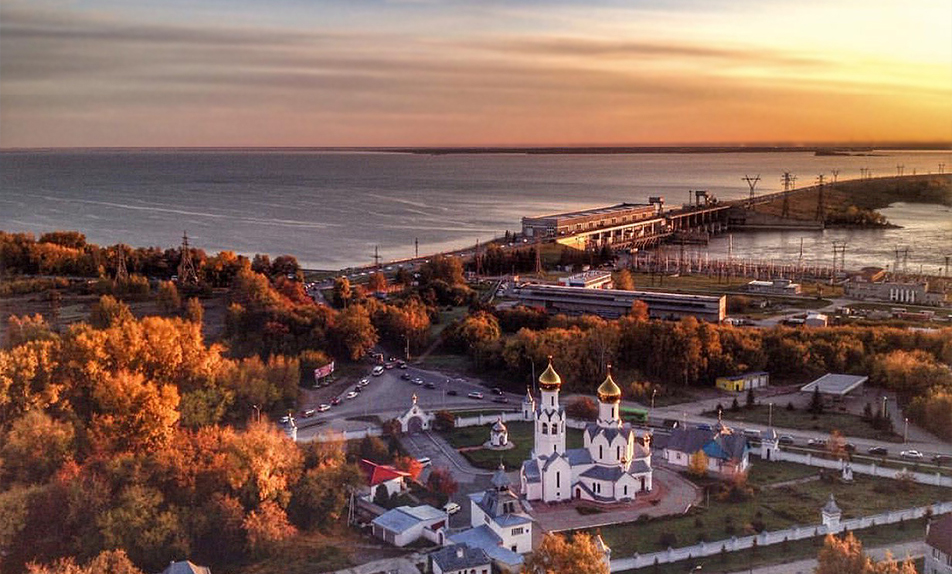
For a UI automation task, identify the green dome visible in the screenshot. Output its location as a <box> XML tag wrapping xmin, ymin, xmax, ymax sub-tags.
<box><xmin>538</xmin><ymin>357</ymin><xmax>562</xmax><ymax>390</ymax></box>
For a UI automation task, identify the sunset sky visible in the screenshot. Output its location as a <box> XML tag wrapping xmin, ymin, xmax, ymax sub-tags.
<box><xmin>2</xmin><ymin>0</ymin><xmax>950</xmax><ymax>148</ymax></box>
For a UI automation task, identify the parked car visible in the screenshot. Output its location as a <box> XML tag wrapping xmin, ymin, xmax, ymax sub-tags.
<box><xmin>468</xmin><ymin>391</ymin><xmax>484</xmax><ymax>400</ymax></box>
<box><xmin>317</xmin><ymin>404</ymin><xmax>331</xmax><ymax>412</ymax></box>
<box><xmin>447</xmin><ymin>390</ymin><xmax>459</xmax><ymax>396</ymax></box>
<box><xmin>416</xmin><ymin>457</ymin><xmax>432</xmax><ymax>467</ymax></box>
<box><xmin>900</xmin><ymin>449</ymin><xmax>924</xmax><ymax>459</ymax></box>
<box><xmin>844</xmin><ymin>443</ymin><xmax>856</xmax><ymax>453</ymax></box>
<box><xmin>424</xmin><ymin>382</ymin><xmax>436</xmax><ymax>389</ymax></box>
<box><xmin>372</xmin><ymin>366</ymin><xmax>384</xmax><ymax>376</ymax></box>
<box><xmin>412</xmin><ymin>377</ymin><xmax>424</xmax><ymax>385</ymax></box>
<box><xmin>345</xmin><ymin>391</ymin><xmax>359</xmax><ymax>400</ymax></box>
<box><xmin>868</xmin><ymin>446</ymin><xmax>888</xmax><ymax>456</ymax></box>
<box><xmin>353</xmin><ymin>386</ymin><xmax>362</xmax><ymax>393</ymax></box>
<box><xmin>330</xmin><ymin>397</ymin><xmax>342</xmax><ymax>406</ymax></box>
<box><xmin>493</xmin><ymin>397</ymin><xmax>509</xmax><ymax>404</ymax></box>
<box><xmin>807</xmin><ymin>438</ymin><xmax>827</xmax><ymax>447</ymax></box>
<box><xmin>696</xmin><ymin>423</ymin><xmax>712</xmax><ymax>431</ymax></box>
<box><xmin>491</xmin><ymin>387</ymin><xmax>504</xmax><ymax>396</ymax></box>
<box><xmin>399</xmin><ymin>362</ymin><xmax>408</xmax><ymax>369</ymax></box>
<box><xmin>932</xmin><ymin>454</ymin><xmax>952</xmax><ymax>465</ymax></box>
<box><xmin>359</xmin><ymin>378</ymin><xmax>370</xmax><ymax>387</ymax></box>
<box><xmin>401</xmin><ymin>373</ymin><xmax>412</xmax><ymax>381</ymax></box>
<box><xmin>778</xmin><ymin>435</ymin><xmax>795</xmax><ymax>445</ymax></box>
<box><xmin>443</xmin><ymin>502</ymin><xmax>461</xmax><ymax>515</ymax></box>
<box><xmin>280</xmin><ymin>415</ymin><xmax>291</xmax><ymax>424</ymax></box>
<box><xmin>301</xmin><ymin>409</ymin><xmax>316</xmax><ymax>418</ymax></box>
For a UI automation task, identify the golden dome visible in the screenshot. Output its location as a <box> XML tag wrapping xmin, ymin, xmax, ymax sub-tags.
<box><xmin>597</xmin><ymin>366</ymin><xmax>622</xmax><ymax>403</ymax></box>
<box><xmin>538</xmin><ymin>357</ymin><xmax>562</xmax><ymax>391</ymax></box>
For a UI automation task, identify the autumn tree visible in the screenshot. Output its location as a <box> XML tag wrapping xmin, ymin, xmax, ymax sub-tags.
<box><xmin>87</xmin><ymin>370</ymin><xmax>181</xmax><ymax>455</ymax></box>
<box><xmin>184</xmin><ymin>297</ymin><xmax>204</xmax><ymax>324</ymax></box>
<box><xmin>815</xmin><ymin>532</ymin><xmax>916</xmax><ymax>574</ymax></box>
<box><xmin>331</xmin><ymin>276</ymin><xmax>352</xmax><ymax>308</ymax></box>
<box><xmin>425</xmin><ymin>466</ymin><xmax>459</xmax><ymax>498</ymax></box>
<box><xmin>367</xmin><ymin>271</ymin><xmax>388</xmax><ymax>292</ymax></box>
<box><xmin>328</xmin><ymin>305</ymin><xmax>378</xmax><ymax>360</ymax></box>
<box><xmin>1</xmin><ymin>410</ymin><xmax>74</xmax><ymax>484</ymax></box>
<box><xmin>565</xmin><ymin>397</ymin><xmax>598</xmax><ymax>421</ymax></box>
<box><xmin>688</xmin><ymin>450</ymin><xmax>709</xmax><ymax>477</ymax></box>
<box><xmin>522</xmin><ymin>532</ymin><xmax>609</xmax><ymax>574</ymax></box>
<box><xmin>156</xmin><ymin>281</ymin><xmax>181</xmax><ymax>313</ymax></box>
<box><xmin>612</xmin><ymin>269</ymin><xmax>635</xmax><ymax>290</ymax></box>
<box><xmin>26</xmin><ymin>550</ymin><xmax>145</xmax><ymax>574</ymax></box>
<box><xmin>89</xmin><ymin>295</ymin><xmax>134</xmax><ymax>329</ymax></box>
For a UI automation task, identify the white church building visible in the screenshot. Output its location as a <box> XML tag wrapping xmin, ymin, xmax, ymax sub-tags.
<box><xmin>520</xmin><ymin>359</ymin><xmax>653</xmax><ymax>504</ymax></box>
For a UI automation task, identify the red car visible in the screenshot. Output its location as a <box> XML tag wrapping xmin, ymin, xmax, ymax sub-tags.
<box><xmin>330</xmin><ymin>397</ymin><xmax>342</xmax><ymax>406</ymax></box>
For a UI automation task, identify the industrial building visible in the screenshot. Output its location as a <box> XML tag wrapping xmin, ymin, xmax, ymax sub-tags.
<box><xmin>745</xmin><ymin>278</ymin><xmax>801</xmax><ymax>296</ymax></box>
<box><xmin>521</xmin><ymin>203</ymin><xmax>660</xmax><ymax>239</ymax></box>
<box><xmin>513</xmin><ymin>283</ymin><xmax>726</xmax><ymax>322</ymax></box>
<box><xmin>844</xmin><ymin>278</ymin><xmax>946</xmax><ymax>306</ymax></box>
<box><xmin>558</xmin><ymin>270</ymin><xmax>614</xmax><ymax>289</ymax></box>
<box><xmin>715</xmin><ymin>372</ymin><xmax>769</xmax><ymax>392</ymax></box>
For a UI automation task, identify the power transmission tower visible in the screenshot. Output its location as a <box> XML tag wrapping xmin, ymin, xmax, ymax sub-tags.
<box><xmin>860</xmin><ymin>167</ymin><xmax>868</xmax><ymax>179</ymax></box>
<box><xmin>177</xmin><ymin>232</ymin><xmax>199</xmax><ymax>285</ymax></box>
<box><xmin>743</xmin><ymin>174</ymin><xmax>761</xmax><ymax>209</ymax></box>
<box><xmin>781</xmin><ymin>172</ymin><xmax>796</xmax><ymax>218</ymax></box>
<box><xmin>902</xmin><ymin>247</ymin><xmax>910</xmax><ymax>274</ymax></box>
<box><xmin>814</xmin><ymin>174</ymin><xmax>826</xmax><ymax>222</ymax></box>
<box><xmin>114</xmin><ymin>244</ymin><xmax>129</xmax><ymax>282</ymax></box>
<box><xmin>832</xmin><ymin>241</ymin><xmax>847</xmax><ymax>279</ymax></box>
<box><xmin>534</xmin><ymin>239</ymin><xmax>543</xmax><ymax>277</ymax></box>
<box><xmin>896</xmin><ymin>164</ymin><xmax>905</xmax><ymax>177</ymax></box>
<box><xmin>830</xmin><ymin>169</ymin><xmax>839</xmax><ymax>186</ymax></box>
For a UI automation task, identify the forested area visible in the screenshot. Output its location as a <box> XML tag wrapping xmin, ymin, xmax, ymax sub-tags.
<box><xmin>445</xmin><ymin>306</ymin><xmax>952</xmax><ymax>440</ymax></box>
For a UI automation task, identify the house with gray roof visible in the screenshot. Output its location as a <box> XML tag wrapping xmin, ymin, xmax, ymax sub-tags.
<box><xmin>159</xmin><ymin>562</ymin><xmax>210</xmax><ymax>574</ymax></box>
<box><xmin>371</xmin><ymin>504</ymin><xmax>446</xmax><ymax>547</ymax></box>
<box><xmin>926</xmin><ymin>513</ymin><xmax>952</xmax><ymax>574</ymax></box>
<box><xmin>429</xmin><ymin>544</ymin><xmax>491</xmax><ymax>574</ymax></box>
<box><xmin>663</xmin><ymin>423</ymin><xmax>750</xmax><ymax>475</ymax></box>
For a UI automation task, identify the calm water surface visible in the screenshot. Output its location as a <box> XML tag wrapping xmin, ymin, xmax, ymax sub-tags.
<box><xmin>1</xmin><ymin>149</ymin><xmax>950</xmax><ymax>270</ymax></box>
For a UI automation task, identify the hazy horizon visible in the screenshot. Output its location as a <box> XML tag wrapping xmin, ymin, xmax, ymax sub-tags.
<box><xmin>2</xmin><ymin>0</ymin><xmax>950</xmax><ymax>148</ymax></box>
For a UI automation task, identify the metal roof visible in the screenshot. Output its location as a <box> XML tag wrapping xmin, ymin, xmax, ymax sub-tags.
<box><xmin>430</xmin><ymin>544</ymin><xmax>491</xmax><ymax>571</ymax></box>
<box><xmin>800</xmin><ymin>373</ymin><xmax>868</xmax><ymax>395</ymax></box>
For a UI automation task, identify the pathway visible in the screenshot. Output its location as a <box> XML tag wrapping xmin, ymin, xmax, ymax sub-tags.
<box><xmin>722</xmin><ymin>540</ymin><xmax>924</xmax><ymax>574</ymax></box>
<box><xmin>531</xmin><ymin>466</ymin><xmax>702</xmax><ymax>533</ymax></box>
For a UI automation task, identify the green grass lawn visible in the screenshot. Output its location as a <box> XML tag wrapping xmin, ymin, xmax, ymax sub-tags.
<box><xmin>618</xmin><ymin>516</ymin><xmax>931</xmax><ymax>574</ymax></box>
<box><xmin>711</xmin><ymin>404</ymin><xmax>902</xmax><ymax>442</ymax></box>
<box><xmin>438</xmin><ymin>421</ymin><xmax>584</xmax><ymax>470</ymax></box>
<box><xmin>746</xmin><ymin>460</ymin><xmax>821</xmax><ymax>487</ymax></box>
<box><xmin>582</xmin><ymin>469</ymin><xmax>950</xmax><ymax>557</ymax></box>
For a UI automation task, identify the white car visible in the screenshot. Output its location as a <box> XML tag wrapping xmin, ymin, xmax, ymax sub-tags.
<box><xmin>317</xmin><ymin>404</ymin><xmax>331</xmax><ymax>412</ymax></box>
<box><xmin>345</xmin><ymin>391</ymin><xmax>359</xmax><ymax>400</ymax></box>
<box><xmin>443</xmin><ymin>502</ymin><xmax>460</xmax><ymax>515</ymax></box>
<box><xmin>372</xmin><ymin>366</ymin><xmax>384</xmax><ymax>376</ymax></box>
<box><xmin>359</xmin><ymin>378</ymin><xmax>370</xmax><ymax>387</ymax></box>
<box><xmin>467</xmin><ymin>391</ymin><xmax>484</xmax><ymax>400</ymax></box>
<box><xmin>900</xmin><ymin>450</ymin><xmax>924</xmax><ymax>459</ymax></box>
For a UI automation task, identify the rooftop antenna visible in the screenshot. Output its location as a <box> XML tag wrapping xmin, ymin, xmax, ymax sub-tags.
<box><xmin>743</xmin><ymin>174</ymin><xmax>761</xmax><ymax>209</ymax></box>
<box><xmin>177</xmin><ymin>231</ymin><xmax>199</xmax><ymax>285</ymax></box>
<box><xmin>114</xmin><ymin>244</ymin><xmax>129</xmax><ymax>282</ymax></box>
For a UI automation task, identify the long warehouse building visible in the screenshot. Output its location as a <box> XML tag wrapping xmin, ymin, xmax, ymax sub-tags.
<box><xmin>522</xmin><ymin>203</ymin><xmax>661</xmax><ymax>239</ymax></box>
<box><xmin>513</xmin><ymin>283</ymin><xmax>726</xmax><ymax>323</ymax></box>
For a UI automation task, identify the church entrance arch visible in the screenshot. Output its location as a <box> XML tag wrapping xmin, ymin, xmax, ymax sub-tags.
<box><xmin>407</xmin><ymin>416</ymin><xmax>425</xmax><ymax>434</ymax></box>
<box><xmin>575</xmin><ymin>487</ymin><xmax>581</xmax><ymax>499</ymax></box>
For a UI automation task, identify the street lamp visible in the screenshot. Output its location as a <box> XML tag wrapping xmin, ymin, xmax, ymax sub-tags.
<box><xmin>251</xmin><ymin>404</ymin><xmax>261</xmax><ymax>423</ymax></box>
<box><xmin>904</xmin><ymin>417</ymin><xmax>909</xmax><ymax>443</ymax></box>
<box><xmin>768</xmin><ymin>402</ymin><xmax>773</xmax><ymax>428</ymax></box>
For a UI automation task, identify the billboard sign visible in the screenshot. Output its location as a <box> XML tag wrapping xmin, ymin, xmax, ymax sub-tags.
<box><xmin>314</xmin><ymin>361</ymin><xmax>335</xmax><ymax>382</ymax></box>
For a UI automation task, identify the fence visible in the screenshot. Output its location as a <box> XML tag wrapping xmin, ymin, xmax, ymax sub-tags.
<box><xmin>307</xmin><ymin>427</ymin><xmax>383</xmax><ymax>442</ymax></box>
<box><xmin>761</xmin><ymin>450</ymin><xmax>952</xmax><ymax>487</ymax></box>
<box><xmin>610</xmin><ymin>501</ymin><xmax>952</xmax><ymax>572</ymax></box>
<box><xmin>454</xmin><ymin>413</ymin><xmax>591</xmax><ymax>429</ymax></box>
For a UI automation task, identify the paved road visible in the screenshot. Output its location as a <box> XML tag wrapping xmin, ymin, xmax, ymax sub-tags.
<box><xmin>723</xmin><ymin>540</ymin><xmax>924</xmax><ymax>574</ymax></box>
<box><xmin>295</xmin><ymin>364</ymin><xmax>524</xmax><ymax>441</ymax></box>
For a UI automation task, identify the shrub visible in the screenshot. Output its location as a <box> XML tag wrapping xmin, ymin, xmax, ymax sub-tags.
<box><xmin>657</xmin><ymin>531</ymin><xmax>678</xmax><ymax>548</ymax></box>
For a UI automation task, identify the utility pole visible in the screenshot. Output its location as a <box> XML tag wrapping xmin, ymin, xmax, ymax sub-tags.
<box><xmin>896</xmin><ymin>164</ymin><xmax>905</xmax><ymax>177</ymax></box>
<box><xmin>860</xmin><ymin>167</ymin><xmax>868</xmax><ymax>180</ymax></box>
<box><xmin>742</xmin><ymin>174</ymin><xmax>761</xmax><ymax>209</ymax></box>
<box><xmin>534</xmin><ymin>238</ymin><xmax>543</xmax><ymax>277</ymax></box>
<box><xmin>939</xmin><ymin>163</ymin><xmax>945</xmax><ymax>174</ymax></box>
<box><xmin>414</xmin><ymin>238</ymin><xmax>419</xmax><ymax>259</ymax></box>
<box><xmin>373</xmin><ymin>245</ymin><xmax>380</xmax><ymax>270</ymax></box>
<box><xmin>474</xmin><ymin>239</ymin><xmax>481</xmax><ymax>277</ymax></box>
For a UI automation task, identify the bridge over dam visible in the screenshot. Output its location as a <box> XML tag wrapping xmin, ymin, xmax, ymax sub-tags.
<box><xmin>519</xmin><ymin>175</ymin><xmax>946</xmax><ymax>251</ymax></box>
